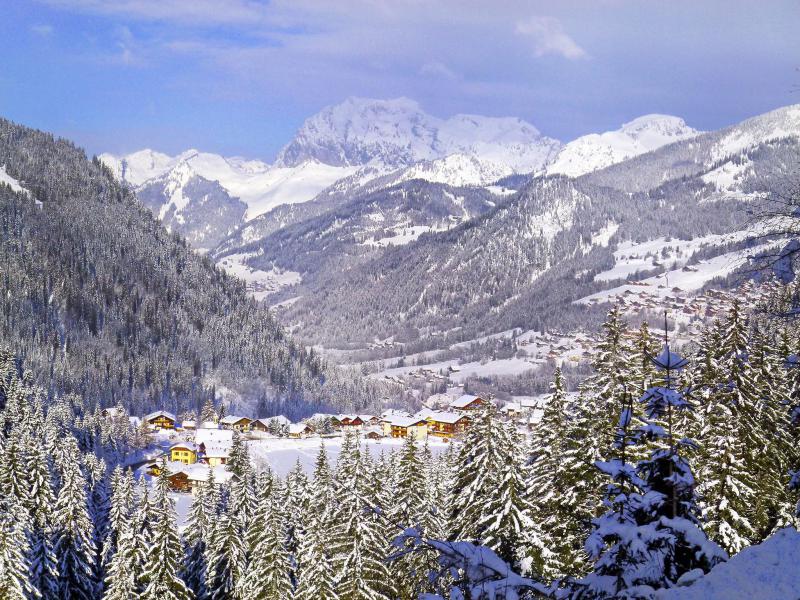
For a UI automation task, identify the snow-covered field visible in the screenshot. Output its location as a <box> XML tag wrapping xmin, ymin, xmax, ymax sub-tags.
<box><xmin>593</xmin><ymin>231</ymin><xmax>752</xmax><ymax>283</ymax></box>
<box><xmin>246</xmin><ymin>435</ymin><xmax>451</xmax><ymax>476</ymax></box>
<box><xmin>361</xmin><ymin>224</ymin><xmax>450</xmax><ymax>247</ymax></box>
<box><xmin>217</xmin><ymin>252</ymin><xmax>301</xmax><ymax>300</ymax></box>
<box><xmin>0</xmin><ymin>165</ymin><xmax>31</xmax><ymax>197</ymax></box>
<box><xmin>579</xmin><ymin>238</ymin><xmax>782</xmax><ymax>305</ymax></box>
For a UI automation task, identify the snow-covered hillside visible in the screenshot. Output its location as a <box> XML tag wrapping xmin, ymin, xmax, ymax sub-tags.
<box><xmin>0</xmin><ymin>164</ymin><xmax>32</xmax><ymax>196</ymax></box>
<box><xmin>656</xmin><ymin>527</ymin><xmax>800</xmax><ymax>600</ymax></box>
<box><xmin>100</xmin><ymin>149</ymin><xmax>356</xmax><ymax>221</ymax></box>
<box><xmin>545</xmin><ymin>114</ymin><xmax>700</xmax><ymax>177</ymax></box>
<box><xmin>276</xmin><ymin>96</ymin><xmax>561</xmax><ymax>172</ymax></box>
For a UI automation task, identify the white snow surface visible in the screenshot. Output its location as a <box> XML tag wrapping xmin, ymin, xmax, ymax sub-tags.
<box><xmin>0</xmin><ymin>165</ymin><xmax>30</xmax><ymax>197</ymax></box>
<box><xmin>217</xmin><ymin>252</ymin><xmax>301</xmax><ymax>300</ymax></box>
<box><xmin>594</xmin><ymin>231</ymin><xmax>752</xmax><ymax>283</ymax></box>
<box><xmin>395</xmin><ymin>153</ymin><xmax>514</xmax><ymax>187</ymax></box>
<box><xmin>275</xmin><ymin>96</ymin><xmax>561</xmax><ymax>173</ymax></box>
<box><xmin>579</xmin><ymin>238</ymin><xmax>783</xmax><ymax>304</ymax></box>
<box><xmin>100</xmin><ymin>149</ymin><xmax>357</xmax><ymax>221</ymax></box>
<box><xmin>545</xmin><ymin>114</ymin><xmax>700</xmax><ymax>177</ymax></box>
<box><xmin>709</xmin><ymin>104</ymin><xmax>800</xmax><ymax>164</ymax></box>
<box><xmin>246</xmin><ymin>436</ymin><xmax>449</xmax><ymax>477</ymax></box>
<box><xmin>656</xmin><ymin>527</ymin><xmax>800</xmax><ymax>600</ymax></box>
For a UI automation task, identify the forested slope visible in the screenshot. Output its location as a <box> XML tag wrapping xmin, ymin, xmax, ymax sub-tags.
<box><xmin>0</xmin><ymin>118</ymin><xmax>382</xmax><ymax>418</ymax></box>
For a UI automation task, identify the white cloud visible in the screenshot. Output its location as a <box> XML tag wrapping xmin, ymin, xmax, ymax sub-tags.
<box><xmin>515</xmin><ymin>16</ymin><xmax>587</xmax><ymax>60</ymax></box>
<box><xmin>419</xmin><ymin>61</ymin><xmax>459</xmax><ymax>81</ymax></box>
<box><xmin>31</xmin><ymin>24</ymin><xmax>54</xmax><ymax>36</ymax></box>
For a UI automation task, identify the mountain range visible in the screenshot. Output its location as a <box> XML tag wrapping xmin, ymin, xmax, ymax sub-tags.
<box><xmin>101</xmin><ymin>100</ymin><xmax>800</xmax><ymax>354</ymax></box>
<box><xmin>101</xmin><ymin>98</ymin><xmax>697</xmax><ymax>251</ymax></box>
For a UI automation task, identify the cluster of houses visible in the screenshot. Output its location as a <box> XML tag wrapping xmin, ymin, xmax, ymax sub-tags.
<box><xmin>138</xmin><ymin>394</ymin><xmax>487</xmax><ymax>493</ymax></box>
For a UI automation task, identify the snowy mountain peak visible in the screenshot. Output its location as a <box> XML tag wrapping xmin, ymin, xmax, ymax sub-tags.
<box><xmin>545</xmin><ymin>114</ymin><xmax>700</xmax><ymax>178</ymax></box>
<box><xmin>276</xmin><ymin>96</ymin><xmax>561</xmax><ymax>171</ymax></box>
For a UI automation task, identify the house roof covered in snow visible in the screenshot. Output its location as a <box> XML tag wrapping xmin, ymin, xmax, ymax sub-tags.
<box><xmin>450</xmin><ymin>394</ymin><xmax>481</xmax><ymax>409</ymax></box>
<box><xmin>385</xmin><ymin>415</ymin><xmax>427</xmax><ymax>428</ymax></box>
<box><xmin>426</xmin><ymin>410</ymin><xmax>468</xmax><ymax>424</ymax></box>
<box><xmin>288</xmin><ymin>423</ymin><xmax>312</xmax><ymax>434</ymax></box>
<box><xmin>185</xmin><ymin>464</ymin><xmax>233</xmax><ymax>484</ymax></box>
<box><xmin>219</xmin><ymin>415</ymin><xmax>250</xmax><ymax>425</ymax></box>
<box><xmin>195</xmin><ymin>428</ymin><xmax>233</xmax><ymax>447</ymax></box>
<box><xmin>145</xmin><ymin>410</ymin><xmax>176</xmax><ymax>422</ymax></box>
<box><xmin>170</xmin><ymin>441</ymin><xmax>198</xmax><ymax>452</ymax></box>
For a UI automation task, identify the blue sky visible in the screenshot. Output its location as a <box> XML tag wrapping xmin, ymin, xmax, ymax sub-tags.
<box><xmin>1</xmin><ymin>0</ymin><xmax>798</xmax><ymax>160</ymax></box>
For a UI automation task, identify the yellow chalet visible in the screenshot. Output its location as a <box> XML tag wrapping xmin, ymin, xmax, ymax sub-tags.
<box><xmin>219</xmin><ymin>415</ymin><xmax>253</xmax><ymax>432</ymax></box>
<box><xmin>426</xmin><ymin>411</ymin><xmax>471</xmax><ymax>439</ymax></box>
<box><xmin>145</xmin><ymin>410</ymin><xmax>176</xmax><ymax>431</ymax></box>
<box><xmin>170</xmin><ymin>441</ymin><xmax>198</xmax><ymax>465</ymax></box>
<box><xmin>382</xmin><ymin>415</ymin><xmax>429</xmax><ymax>440</ymax></box>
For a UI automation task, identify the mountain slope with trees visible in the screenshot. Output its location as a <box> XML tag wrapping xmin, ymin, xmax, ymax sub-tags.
<box><xmin>0</xmin><ymin>117</ymin><xmax>386</xmax><ymax>418</ymax></box>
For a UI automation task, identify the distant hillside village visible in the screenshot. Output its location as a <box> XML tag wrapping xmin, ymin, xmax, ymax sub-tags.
<box><xmin>129</xmin><ymin>393</ymin><xmax>539</xmax><ymax>494</ymax></box>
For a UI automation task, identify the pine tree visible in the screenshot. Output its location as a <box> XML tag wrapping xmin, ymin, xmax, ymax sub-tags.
<box><xmin>389</xmin><ymin>435</ymin><xmax>434</xmax><ymax>598</ymax></box>
<box><xmin>26</xmin><ymin>435</ymin><xmax>60</xmax><ymax>598</ymax></box>
<box><xmin>238</xmin><ymin>489</ymin><xmax>292</xmax><ymax>599</ymax></box>
<box><xmin>573</xmin><ymin>343</ymin><xmax>726</xmax><ymax>598</ymax></box>
<box><xmin>141</xmin><ymin>462</ymin><xmax>192</xmax><ymax>600</ymax></box>
<box><xmin>103</xmin><ymin>517</ymin><xmax>138</xmax><ymax>600</ymax></box>
<box><xmin>52</xmin><ymin>445</ymin><xmax>97</xmax><ymax>600</ymax></box>
<box><xmin>182</xmin><ymin>468</ymin><xmax>214</xmax><ymax>600</ymax></box>
<box><xmin>330</xmin><ymin>435</ymin><xmax>393</xmax><ymax>600</ymax></box>
<box><xmin>294</xmin><ymin>512</ymin><xmax>339</xmax><ymax>600</ymax></box>
<box><xmin>0</xmin><ymin>498</ymin><xmax>32</xmax><ymax>600</ymax></box>
<box><xmin>527</xmin><ymin>367</ymin><xmax>574</xmax><ymax>577</ymax></box>
<box><xmin>205</xmin><ymin>512</ymin><xmax>248</xmax><ymax>600</ymax></box>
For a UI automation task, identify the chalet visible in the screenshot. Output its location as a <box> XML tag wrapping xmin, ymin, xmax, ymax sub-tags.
<box><xmin>381</xmin><ymin>415</ymin><xmax>428</xmax><ymax>440</ymax></box>
<box><xmin>426</xmin><ymin>411</ymin><xmax>471</xmax><ymax>438</ymax></box>
<box><xmin>195</xmin><ymin>428</ymin><xmax>233</xmax><ymax>466</ymax></box>
<box><xmin>219</xmin><ymin>415</ymin><xmax>252</xmax><ymax>432</ymax></box>
<box><xmin>288</xmin><ymin>423</ymin><xmax>314</xmax><ymax>439</ymax></box>
<box><xmin>186</xmin><ymin>465</ymin><xmax>233</xmax><ymax>495</ymax></box>
<box><xmin>145</xmin><ymin>410</ymin><xmax>176</xmax><ymax>431</ymax></box>
<box><xmin>170</xmin><ymin>441</ymin><xmax>198</xmax><ymax>465</ymax></box>
<box><xmin>168</xmin><ymin>471</ymin><xmax>191</xmax><ymax>493</ymax></box>
<box><xmin>250</xmin><ymin>418</ymin><xmax>271</xmax><ymax>433</ymax></box>
<box><xmin>182</xmin><ymin>420</ymin><xmax>197</xmax><ymax>431</ymax></box>
<box><xmin>358</xmin><ymin>414</ymin><xmax>380</xmax><ymax>426</ymax></box>
<box><xmin>450</xmin><ymin>394</ymin><xmax>484</xmax><ymax>412</ymax></box>
<box><xmin>337</xmin><ymin>415</ymin><xmax>365</xmax><ymax>429</ymax></box>
<box><xmin>363</xmin><ymin>427</ymin><xmax>383</xmax><ymax>440</ymax></box>
<box><xmin>500</xmin><ymin>402</ymin><xmax>521</xmax><ymax>419</ymax></box>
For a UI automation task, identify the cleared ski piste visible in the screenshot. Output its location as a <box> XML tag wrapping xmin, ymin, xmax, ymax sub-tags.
<box><xmin>245</xmin><ymin>435</ymin><xmax>452</xmax><ymax>477</ymax></box>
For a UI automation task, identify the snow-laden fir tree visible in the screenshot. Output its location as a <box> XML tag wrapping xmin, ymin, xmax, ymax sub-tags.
<box><xmin>571</xmin><ymin>341</ymin><xmax>726</xmax><ymax>598</ymax></box>
<box><xmin>237</xmin><ymin>482</ymin><xmax>292</xmax><ymax>599</ymax></box>
<box><xmin>388</xmin><ymin>434</ymin><xmax>435</xmax><ymax>598</ymax></box>
<box><xmin>103</xmin><ymin>515</ymin><xmax>139</xmax><ymax>600</ymax></box>
<box><xmin>294</xmin><ymin>443</ymin><xmax>339</xmax><ymax>600</ymax></box>
<box><xmin>24</xmin><ymin>433</ymin><xmax>60</xmax><ymax>598</ymax></box>
<box><xmin>527</xmin><ymin>367</ymin><xmax>572</xmax><ymax>578</ymax></box>
<box><xmin>694</xmin><ymin>304</ymin><xmax>758</xmax><ymax>554</ymax></box>
<box><xmin>182</xmin><ymin>466</ymin><xmax>215</xmax><ymax>600</ymax></box>
<box><xmin>330</xmin><ymin>434</ymin><xmax>393</xmax><ymax>600</ymax></box>
<box><xmin>52</xmin><ymin>438</ymin><xmax>97</xmax><ymax>600</ymax></box>
<box><xmin>449</xmin><ymin>402</ymin><xmax>508</xmax><ymax>543</ymax></box>
<box><xmin>205</xmin><ymin>510</ymin><xmax>248</xmax><ymax>599</ymax></box>
<box><xmin>478</xmin><ymin>420</ymin><xmax>536</xmax><ymax>569</ymax></box>
<box><xmin>0</xmin><ymin>493</ymin><xmax>32</xmax><ymax>599</ymax></box>
<box><xmin>140</xmin><ymin>461</ymin><xmax>192</xmax><ymax>600</ymax></box>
